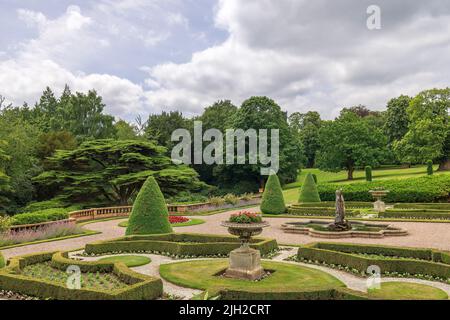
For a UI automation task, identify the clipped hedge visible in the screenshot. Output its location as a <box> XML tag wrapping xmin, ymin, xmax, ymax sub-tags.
<box><xmin>317</xmin><ymin>175</ymin><xmax>450</xmax><ymax>203</ymax></box>
<box><xmin>218</xmin><ymin>287</ymin><xmax>367</xmax><ymax>300</ymax></box>
<box><xmin>85</xmin><ymin>233</ymin><xmax>278</xmax><ymax>257</ymax></box>
<box><xmin>298</xmin><ymin>173</ymin><xmax>321</xmax><ymax>203</ymax></box>
<box><xmin>0</xmin><ymin>251</ymin><xmax>162</xmax><ymax>300</ymax></box>
<box><xmin>393</xmin><ymin>203</ymin><xmax>450</xmax><ymax>210</ymax></box>
<box><xmin>126</xmin><ymin>176</ymin><xmax>172</xmax><ymax>235</ymax></box>
<box><xmin>260</xmin><ymin>174</ymin><xmax>286</xmax><ymax>215</ymax></box>
<box><xmin>287</xmin><ymin>207</ymin><xmax>358</xmax><ymax>217</ymax></box>
<box><xmin>297</xmin><ymin>243</ymin><xmax>450</xmax><ymax>279</ymax></box>
<box><xmin>0</xmin><ymin>252</ymin><xmax>4</xmax><ymax>269</ymax></box>
<box><xmin>380</xmin><ymin>209</ymin><xmax>450</xmax><ymax>220</ymax></box>
<box><xmin>11</xmin><ymin>208</ymin><xmax>69</xmax><ymax>226</ymax></box>
<box><xmin>292</xmin><ymin>201</ymin><xmax>373</xmax><ymax>208</ymax></box>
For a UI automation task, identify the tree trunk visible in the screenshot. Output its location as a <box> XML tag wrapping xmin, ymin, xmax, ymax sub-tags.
<box><xmin>347</xmin><ymin>166</ymin><xmax>354</xmax><ymax>180</ymax></box>
<box><xmin>438</xmin><ymin>158</ymin><xmax>450</xmax><ymax>171</ymax></box>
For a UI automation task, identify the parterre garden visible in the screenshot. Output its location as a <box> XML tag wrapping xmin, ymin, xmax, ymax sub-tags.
<box><xmin>1</xmin><ymin>171</ymin><xmax>450</xmax><ymax>300</ymax></box>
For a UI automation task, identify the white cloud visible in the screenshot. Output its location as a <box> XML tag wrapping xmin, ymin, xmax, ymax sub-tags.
<box><xmin>144</xmin><ymin>0</ymin><xmax>450</xmax><ymax>119</ymax></box>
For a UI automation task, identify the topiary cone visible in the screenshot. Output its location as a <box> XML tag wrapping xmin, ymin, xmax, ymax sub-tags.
<box><xmin>126</xmin><ymin>176</ymin><xmax>173</xmax><ymax>235</ymax></box>
<box><xmin>298</xmin><ymin>173</ymin><xmax>321</xmax><ymax>203</ymax></box>
<box><xmin>260</xmin><ymin>174</ymin><xmax>286</xmax><ymax>215</ymax></box>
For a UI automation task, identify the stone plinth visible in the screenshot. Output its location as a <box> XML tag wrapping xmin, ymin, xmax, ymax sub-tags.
<box><xmin>224</xmin><ymin>247</ymin><xmax>265</xmax><ymax>280</ymax></box>
<box><xmin>374</xmin><ymin>200</ymin><xmax>386</xmax><ymax>213</ymax></box>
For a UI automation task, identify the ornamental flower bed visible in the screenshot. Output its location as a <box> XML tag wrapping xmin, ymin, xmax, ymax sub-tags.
<box><xmin>228</xmin><ymin>211</ymin><xmax>262</xmax><ymax>224</ymax></box>
<box><xmin>169</xmin><ymin>216</ymin><xmax>189</xmax><ymax>224</ymax></box>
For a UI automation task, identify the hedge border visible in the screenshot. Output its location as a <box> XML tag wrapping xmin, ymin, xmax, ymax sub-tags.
<box><xmin>0</xmin><ymin>251</ymin><xmax>162</xmax><ymax>300</ymax></box>
<box><xmin>297</xmin><ymin>242</ymin><xmax>450</xmax><ymax>280</ymax></box>
<box><xmin>85</xmin><ymin>233</ymin><xmax>278</xmax><ymax>257</ymax></box>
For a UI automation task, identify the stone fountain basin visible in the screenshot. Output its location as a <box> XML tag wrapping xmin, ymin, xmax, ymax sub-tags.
<box><xmin>281</xmin><ymin>220</ymin><xmax>408</xmax><ymax>239</ymax></box>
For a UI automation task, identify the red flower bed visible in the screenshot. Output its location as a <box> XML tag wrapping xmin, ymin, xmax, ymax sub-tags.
<box><xmin>169</xmin><ymin>216</ymin><xmax>189</xmax><ymax>224</ymax></box>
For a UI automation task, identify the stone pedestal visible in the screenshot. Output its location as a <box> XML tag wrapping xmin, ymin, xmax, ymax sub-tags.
<box><xmin>224</xmin><ymin>247</ymin><xmax>265</xmax><ymax>281</ymax></box>
<box><xmin>374</xmin><ymin>200</ymin><xmax>386</xmax><ymax>213</ymax></box>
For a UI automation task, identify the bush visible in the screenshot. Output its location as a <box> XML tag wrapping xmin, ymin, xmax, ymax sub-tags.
<box><xmin>208</xmin><ymin>196</ymin><xmax>225</xmax><ymax>207</ymax></box>
<box><xmin>229</xmin><ymin>211</ymin><xmax>262</xmax><ymax>223</ymax></box>
<box><xmin>85</xmin><ymin>233</ymin><xmax>278</xmax><ymax>257</ymax></box>
<box><xmin>10</xmin><ymin>208</ymin><xmax>69</xmax><ymax>226</ymax></box>
<box><xmin>317</xmin><ymin>175</ymin><xmax>450</xmax><ymax>203</ymax></box>
<box><xmin>223</xmin><ymin>194</ymin><xmax>239</xmax><ymax>205</ymax></box>
<box><xmin>312</xmin><ymin>174</ymin><xmax>318</xmax><ymax>184</ymax></box>
<box><xmin>365</xmin><ymin>166</ymin><xmax>372</xmax><ymax>182</ymax></box>
<box><xmin>0</xmin><ymin>252</ymin><xmax>4</xmax><ymax>268</ymax></box>
<box><xmin>0</xmin><ymin>251</ymin><xmax>162</xmax><ymax>300</ymax></box>
<box><xmin>21</xmin><ymin>199</ymin><xmax>67</xmax><ymax>213</ymax></box>
<box><xmin>298</xmin><ymin>173</ymin><xmax>321</xmax><ymax>203</ymax></box>
<box><xmin>260</xmin><ymin>174</ymin><xmax>286</xmax><ymax>214</ymax></box>
<box><xmin>126</xmin><ymin>176</ymin><xmax>172</xmax><ymax>235</ymax></box>
<box><xmin>166</xmin><ymin>192</ymin><xmax>208</xmax><ymax>204</ymax></box>
<box><xmin>427</xmin><ymin>160</ymin><xmax>434</xmax><ymax>175</ymax></box>
<box><xmin>0</xmin><ymin>216</ymin><xmax>11</xmax><ymax>233</ymax></box>
<box><xmin>291</xmin><ymin>201</ymin><xmax>372</xmax><ymax>209</ymax></box>
<box><xmin>297</xmin><ymin>243</ymin><xmax>450</xmax><ymax>279</ymax></box>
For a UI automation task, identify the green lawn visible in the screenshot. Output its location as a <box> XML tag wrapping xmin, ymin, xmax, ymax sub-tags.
<box><xmin>282</xmin><ymin>165</ymin><xmax>449</xmax><ymax>205</ymax></box>
<box><xmin>97</xmin><ymin>255</ymin><xmax>151</xmax><ymax>267</ymax></box>
<box><xmin>160</xmin><ymin>259</ymin><xmax>344</xmax><ymax>296</ymax></box>
<box><xmin>368</xmin><ymin>282</ymin><xmax>448</xmax><ymax>300</ymax></box>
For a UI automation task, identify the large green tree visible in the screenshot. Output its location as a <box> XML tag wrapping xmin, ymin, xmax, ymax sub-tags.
<box><xmin>33</xmin><ymin>139</ymin><xmax>207</xmax><ymax>205</ymax></box>
<box><xmin>384</xmin><ymin>95</ymin><xmax>411</xmax><ymax>144</ymax></box>
<box><xmin>216</xmin><ymin>96</ymin><xmax>303</xmax><ymax>188</ymax></box>
<box><xmin>289</xmin><ymin>111</ymin><xmax>321</xmax><ymax>168</ymax></box>
<box><xmin>394</xmin><ymin>88</ymin><xmax>450</xmax><ymax>170</ymax></box>
<box><xmin>316</xmin><ymin>112</ymin><xmax>388</xmax><ymax>180</ymax></box>
<box><xmin>0</xmin><ymin>140</ymin><xmax>11</xmax><ymax>209</ymax></box>
<box><xmin>145</xmin><ymin>111</ymin><xmax>191</xmax><ymax>151</ymax></box>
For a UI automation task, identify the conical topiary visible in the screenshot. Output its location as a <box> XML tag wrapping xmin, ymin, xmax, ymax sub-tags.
<box><xmin>260</xmin><ymin>174</ymin><xmax>286</xmax><ymax>215</ymax></box>
<box><xmin>298</xmin><ymin>173</ymin><xmax>321</xmax><ymax>203</ymax></box>
<box><xmin>126</xmin><ymin>176</ymin><xmax>173</xmax><ymax>235</ymax></box>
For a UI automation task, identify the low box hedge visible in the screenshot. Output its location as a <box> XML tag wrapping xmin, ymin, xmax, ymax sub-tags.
<box><xmin>218</xmin><ymin>287</ymin><xmax>367</xmax><ymax>300</ymax></box>
<box><xmin>297</xmin><ymin>242</ymin><xmax>450</xmax><ymax>279</ymax></box>
<box><xmin>11</xmin><ymin>208</ymin><xmax>69</xmax><ymax>225</ymax></box>
<box><xmin>287</xmin><ymin>207</ymin><xmax>359</xmax><ymax>217</ymax></box>
<box><xmin>85</xmin><ymin>233</ymin><xmax>278</xmax><ymax>257</ymax></box>
<box><xmin>0</xmin><ymin>251</ymin><xmax>162</xmax><ymax>300</ymax></box>
<box><xmin>380</xmin><ymin>209</ymin><xmax>450</xmax><ymax>220</ymax></box>
<box><xmin>393</xmin><ymin>203</ymin><xmax>450</xmax><ymax>210</ymax></box>
<box><xmin>317</xmin><ymin>175</ymin><xmax>450</xmax><ymax>203</ymax></box>
<box><xmin>293</xmin><ymin>202</ymin><xmax>373</xmax><ymax>209</ymax></box>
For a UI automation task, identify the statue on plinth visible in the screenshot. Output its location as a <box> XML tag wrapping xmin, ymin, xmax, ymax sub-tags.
<box><xmin>328</xmin><ymin>189</ymin><xmax>352</xmax><ymax>231</ymax></box>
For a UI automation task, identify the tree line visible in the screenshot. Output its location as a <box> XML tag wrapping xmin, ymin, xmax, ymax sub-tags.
<box><xmin>0</xmin><ymin>86</ymin><xmax>448</xmax><ymax>213</ymax></box>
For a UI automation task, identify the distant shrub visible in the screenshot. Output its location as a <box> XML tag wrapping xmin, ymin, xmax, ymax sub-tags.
<box><xmin>240</xmin><ymin>193</ymin><xmax>254</xmax><ymax>201</ymax></box>
<box><xmin>317</xmin><ymin>175</ymin><xmax>450</xmax><ymax>203</ymax></box>
<box><xmin>260</xmin><ymin>174</ymin><xmax>286</xmax><ymax>215</ymax></box>
<box><xmin>126</xmin><ymin>176</ymin><xmax>172</xmax><ymax>235</ymax></box>
<box><xmin>427</xmin><ymin>160</ymin><xmax>433</xmax><ymax>176</ymax></box>
<box><xmin>0</xmin><ymin>215</ymin><xmax>11</xmax><ymax>232</ymax></box>
<box><xmin>224</xmin><ymin>194</ymin><xmax>240</xmax><ymax>205</ymax></box>
<box><xmin>11</xmin><ymin>208</ymin><xmax>69</xmax><ymax>226</ymax></box>
<box><xmin>21</xmin><ymin>199</ymin><xmax>67</xmax><ymax>213</ymax></box>
<box><xmin>209</xmin><ymin>196</ymin><xmax>225</xmax><ymax>207</ymax></box>
<box><xmin>365</xmin><ymin>166</ymin><xmax>373</xmax><ymax>182</ymax></box>
<box><xmin>167</xmin><ymin>192</ymin><xmax>208</xmax><ymax>204</ymax></box>
<box><xmin>298</xmin><ymin>173</ymin><xmax>321</xmax><ymax>203</ymax></box>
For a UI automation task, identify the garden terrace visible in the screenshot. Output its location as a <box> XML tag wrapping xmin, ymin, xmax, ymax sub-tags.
<box><xmin>297</xmin><ymin>242</ymin><xmax>450</xmax><ymax>280</ymax></box>
<box><xmin>0</xmin><ymin>251</ymin><xmax>162</xmax><ymax>300</ymax></box>
<box><xmin>84</xmin><ymin>233</ymin><xmax>278</xmax><ymax>257</ymax></box>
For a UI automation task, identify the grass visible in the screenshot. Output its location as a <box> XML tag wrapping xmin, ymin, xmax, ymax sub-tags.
<box><xmin>282</xmin><ymin>165</ymin><xmax>449</xmax><ymax>204</ymax></box>
<box><xmin>368</xmin><ymin>282</ymin><xmax>448</xmax><ymax>300</ymax></box>
<box><xmin>97</xmin><ymin>255</ymin><xmax>151</xmax><ymax>267</ymax></box>
<box><xmin>22</xmin><ymin>262</ymin><xmax>128</xmax><ymax>290</ymax></box>
<box><xmin>159</xmin><ymin>259</ymin><xmax>344</xmax><ymax>296</ymax></box>
<box><xmin>118</xmin><ymin>218</ymin><xmax>205</xmax><ymax>228</ymax></box>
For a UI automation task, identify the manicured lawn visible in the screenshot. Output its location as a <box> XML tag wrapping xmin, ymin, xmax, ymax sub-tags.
<box><xmin>284</xmin><ymin>165</ymin><xmax>445</xmax><ymax>189</ymax></box>
<box><xmin>97</xmin><ymin>255</ymin><xmax>151</xmax><ymax>267</ymax></box>
<box><xmin>160</xmin><ymin>259</ymin><xmax>344</xmax><ymax>295</ymax></box>
<box><xmin>118</xmin><ymin>218</ymin><xmax>205</xmax><ymax>228</ymax></box>
<box><xmin>368</xmin><ymin>282</ymin><xmax>448</xmax><ymax>300</ymax></box>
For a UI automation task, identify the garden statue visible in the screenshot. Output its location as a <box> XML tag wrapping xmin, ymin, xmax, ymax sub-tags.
<box><xmin>328</xmin><ymin>189</ymin><xmax>352</xmax><ymax>231</ymax></box>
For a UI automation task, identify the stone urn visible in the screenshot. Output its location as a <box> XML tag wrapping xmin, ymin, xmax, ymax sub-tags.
<box><xmin>369</xmin><ymin>189</ymin><xmax>389</xmax><ymax>213</ymax></box>
<box><xmin>221</xmin><ymin>221</ymin><xmax>269</xmax><ymax>280</ymax></box>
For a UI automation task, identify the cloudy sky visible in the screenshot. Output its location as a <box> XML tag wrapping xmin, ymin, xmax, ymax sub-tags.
<box><xmin>1</xmin><ymin>0</ymin><xmax>449</xmax><ymax>121</ymax></box>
